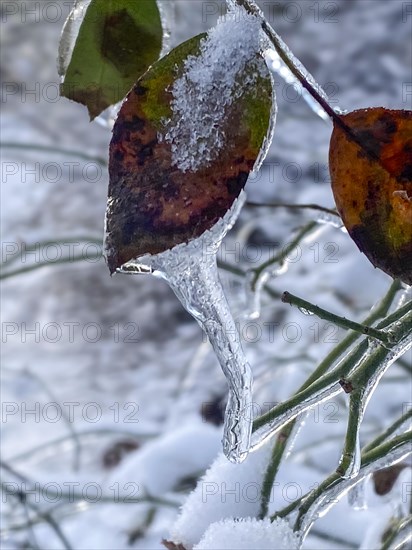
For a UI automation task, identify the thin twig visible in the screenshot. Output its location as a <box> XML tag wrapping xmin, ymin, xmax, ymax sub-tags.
<box><xmin>247</xmin><ymin>202</ymin><xmax>339</xmax><ymax>218</ymax></box>
<box><xmin>1</xmin><ymin>142</ymin><xmax>107</xmax><ymax>166</ymax></box>
<box><xmin>282</xmin><ymin>291</ymin><xmax>392</xmax><ymax>345</ymax></box>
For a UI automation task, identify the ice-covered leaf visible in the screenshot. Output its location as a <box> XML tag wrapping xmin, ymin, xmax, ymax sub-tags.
<box><xmin>60</xmin><ymin>0</ymin><xmax>163</xmax><ymax>120</ymax></box>
<box><xmin>105</xmin><ymin>14</ymin><xmax>274</xmax><ymax>274</ymax></box>
<box><xmin>329</xmin><ymin>108</ymin><xmax>412</xmax><ymax>284</ymax></box>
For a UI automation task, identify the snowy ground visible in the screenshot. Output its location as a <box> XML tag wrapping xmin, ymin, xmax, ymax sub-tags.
<box><xmin>1</xmin><ymin>1</ymin><xmax>411</xmax><ymax>549</ymax></box>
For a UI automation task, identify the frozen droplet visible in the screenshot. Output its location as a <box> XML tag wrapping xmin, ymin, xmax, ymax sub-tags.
<box><xmin>314</xmin><ymin>211</ymin><xmax>344</xmax><ymax>229</ymax></box>
<box><xmin>334</xmin><ymin>107</ymin><xmax>349</xmax><ymax>115</ymax></box>
<box><xmin>117</xmin><ymin>192</ymin><xmax>253</xmax><ymax>463</ymax></box>
<box><xmin>298</xmin><ymin>307</ymin><xmax>314</xmax><ymax>316</ymax></box>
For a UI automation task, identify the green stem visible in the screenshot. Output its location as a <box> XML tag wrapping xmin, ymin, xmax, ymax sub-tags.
<box><xmin>2</xmin><ymin>237</ymin><xmax>103</xmax><ymax>267</ymax></box>
<box><xmin>1</xmin><ymin>481</ymin><xmax>179</xmax><ymax>508</ymax></box>
<box><xmin>257</xmin><ymin>280</ymin><xmax>403</xmax><ymax>516</ymax></box>
<box><xmin>1</xmin><ymin>142</ymin><xmax>107</xmax><ymax>166</ymax></box>
<box><xmin>288</xmin><ymin>432</ymin><xmax>411</xmax><ymax>533</ymax></box>
<box><xmin>282</xmin><ymin>291</ymin><xmax>391</xmax><ymax>345</ymax></box>
<box><xmin>363</xmin><ymin>409</ymin><xmax>412</xmax><ymax>454</ymax></box>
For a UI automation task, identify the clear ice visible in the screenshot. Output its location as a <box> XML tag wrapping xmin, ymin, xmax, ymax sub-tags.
<box><xmin>118</xmin><ymin>192</ymin><xmax>253</xmax><ymax>463</ymax></box>
<box><xmin>296</xmin><ymin>439</ymin><xmax>411</xmax><ymax>542</ymax></box>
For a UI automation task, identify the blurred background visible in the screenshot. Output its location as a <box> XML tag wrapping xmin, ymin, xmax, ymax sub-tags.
<box><xmin>1</xmin><ymin>1</ymin><xmax>411</xmax><ymax>548</ymax></box>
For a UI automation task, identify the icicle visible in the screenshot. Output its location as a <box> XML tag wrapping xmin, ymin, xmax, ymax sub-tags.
<box><xmin>118</xmin><ymin>192</ymin><xmax>253</xmax><ymax>463</ymax></box>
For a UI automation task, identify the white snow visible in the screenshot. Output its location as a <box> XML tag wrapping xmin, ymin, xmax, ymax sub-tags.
<box><xmin>194</xmin><ymin>517</ymin><xmax>300</xmax><ymax>550</ymax></box>
<box><xmin>168</xmin><ymin>444</ymin><xmax>272</xmax><ymax>548</ymax></box>
<box><xmin>162</xmin><ymin>9</ymin><xmax>266</xmax><ymax>172</ymax></box>
<box><xmin>108</xmin><ymin>423</ymin><xmax>222</xmax><ymax>497</ymax></box>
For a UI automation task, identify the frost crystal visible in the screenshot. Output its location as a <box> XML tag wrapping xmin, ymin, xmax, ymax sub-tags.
<box><xmin>162</xmin><ymin>10</ymin><xmax>265</xmax><ymax>172</ymax></box>
<box><xmin>194</xmin><ymin>518</ymin><xmax>300</xmax><ymax>550</ymax></box>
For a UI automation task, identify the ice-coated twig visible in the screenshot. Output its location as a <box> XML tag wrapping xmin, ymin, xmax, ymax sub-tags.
<box><xmin>337</xmin><ymin>312</ymin><xmax>412</xmax><ymax>478</ymax></box>
<box><xmin>120</xmin><ymin>193</ymin><xmax>253</xmax><ymax>463</ymax></box>
<box><xmin>282</xmin><ymin>291</ymin><xmax>393</xmax><ymax>345</ymax></box>
<box><xmin>381</xmin><ymin>516</ymin><xmax>412</xmax><ymax>550</ymax></box>
<box><xmin>258</xmin><ymin>278</ymin><xmax>402</xmax><ymax>517</ymax></box>
<box><xmin>229</xmin><ymin>0</ymin><xmax>341</xmax><ymax>121</ymax></box>
<box><xmin>291</xmin><ymin>433</ymin><xmax>412</xmax><ymax>541</ymax></box>
<box><xmin>252</xmin><ymin>284</ymin><xmax>410</xmax><ymax>476</ymax></box>
<box><xmin>247</xmin><ymin>221</ymin><xmax>319</xmax><ymax>318</ymax></box>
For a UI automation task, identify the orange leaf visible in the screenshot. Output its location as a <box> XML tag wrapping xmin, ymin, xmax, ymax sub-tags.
<box><xmin>329</xmin><ymin>107</ymin><xmax>412</xmax><ymax>284</ymax></box>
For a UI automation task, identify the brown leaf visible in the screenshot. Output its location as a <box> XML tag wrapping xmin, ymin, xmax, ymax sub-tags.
<box><xmin>105</xmin><ymin>33</ymin><xmax>273</xmax><ymax>274</ymax></box>
<box><xmin>373</xmin><ymin>464</ymin><xmax>408</xmax><ymax>496</ymax></box>
<box><xmin>329</xmin><ymin>107</ymin><xmax>412</xmax><ymax>284</ymax></box>
<box><xmin>162</xmin><ymin>540</ymin><xmax>187</xmax><ymax>550</ymax></box>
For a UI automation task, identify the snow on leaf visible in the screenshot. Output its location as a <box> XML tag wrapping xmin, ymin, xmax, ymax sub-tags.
<box><xmin>60</xmin><ymin>0</ymin><xmax>163</xmax><ymax>120</ymax></box>
<box><xmin>105</xmin><ymin>12</ymin><xmax>275</xmax><ymax>274</ymax></box>
<box><xmin>162</xmin><ymin>11</ymin><xmax>270</xmax><ymax>173</ymax></box>
<box><xmin>329</xmin><ymin>107</ymin><xmax>412</xmax><ymax>284</ymax></box>
<box><xmin>193</xmin><ymin>518</ymin><xmax>300</xmax><ymax>550</ymax></box>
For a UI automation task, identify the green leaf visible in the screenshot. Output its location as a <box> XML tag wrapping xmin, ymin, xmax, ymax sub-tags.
<box><xmin>60</xmin><ymin>0</ymin><xmax>163</xmax><ymax>120</ymax></box>
<box><xmin>105</xmin><ymin>32</ymin><xmax>275</xmax><ymax>273</ymax></box>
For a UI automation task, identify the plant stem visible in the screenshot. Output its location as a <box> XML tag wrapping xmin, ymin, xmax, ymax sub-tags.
<box><xmin>233</xmin><ymin>0</ymin><xmax>386</xmax><ymax>163</ymax></box>
<box><xmin>251</xmin><ymin>221</ymin><xmax>318</xmax><ymax>291</ymax></box>
<box><xmin>381</xmin><ymin>516</ymin><xmax>412</xmax><ymax>550</ymax></box>
<box><xmin>282</xmin><ymin>291</ymin><xmax>391</xmax><ymax>345</ymax></box>
<box><xmin>0</xmin><ymin>253</ymin><xmax>103</xmax><ymax>280</ymax></box>
<box><xmin>247</xmin><ymin>202</ymin><xmax>339</xmax><ymax>217</ymax></box>
<box><xmin>1</xmin><ymin>142</ymin><xmax>107</xmax><ymax>166</ymax></box>
<box><xmin>362</xmin><ymin>409</ymin><xmax>412</xmax><ymax>454</ymax></box>
<box><xmin>257</xmin><ymin>280</ymin><xmax>403</xmax><ymax>516</ymax></box>
<box><xmin>287</xmin><ymin>432</ymin><xmax>411</xmax><ymax>533</ymax></box>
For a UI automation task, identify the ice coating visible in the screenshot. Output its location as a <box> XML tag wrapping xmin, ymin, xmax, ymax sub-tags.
<box><xmin>58</xmin><ymin>0</ymin><xmax>173</xmax><ymax>130</ymax></box>
<box><xmin>250</xmin><ymin>382</ymin><xmax>344</xmax><ymax>451</ymax></box>
<box><xmin>339</xmin><ymin>331</ymin><xmax>412</xmax><ymax>480</ymax></box>
<box><xmin>58</xmin><ymin>0</ymin><xmax>92</xmax><ymax>77</ymax></box>
<box><xmin>348</xmin><ymin>477</ymin><xmax>368</xmax><ymax>510</ymax></box>
<box><xmin>296</xmin><ymin>440</ymin><xmax>411</xmax><ymax>542</ymax></box>
<box><xmin>119</xmin><ymin>192</ymin><xmax>253</xmax><ymax>463</ymax></box>
<box><xmin>162</xmin><ymin>9</ymin><xmax>267</xmax><ymax>173</ymax></box>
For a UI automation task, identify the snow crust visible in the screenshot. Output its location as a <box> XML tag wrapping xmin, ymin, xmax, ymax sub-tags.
<box><xmin>162</xmin><ymin>9</ymin><xmax>265</xmax><ymax>172</ymax></box>
<box><xmin>194</xmin><ymin>517</ymin><xmax>300</xmax><ymax>550</ymax></box>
